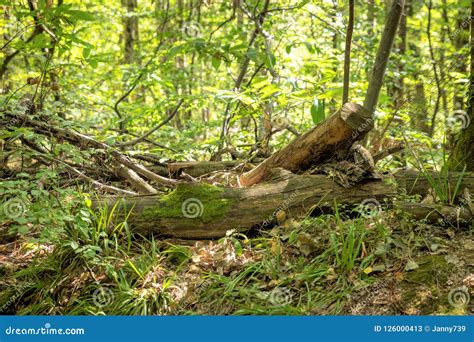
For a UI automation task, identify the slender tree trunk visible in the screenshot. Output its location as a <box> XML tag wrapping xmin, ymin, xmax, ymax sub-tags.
<box><xmin>367</xmin><ymin>0</ymin><xmax>375</xmax><ymax>36</ymax></box>
<box><xmin>426</xmin><ymin>0</ymin><xmax>441</xmax><ymax>137</ymax></box>
<box><xmin>453</xmin><ymin>5</ymin><xmax>470</xmax><ymax>110</ymax></box>
<box><xmin>122</xmin><ymin>0</ymin><xmax>139</xmax><ymax>64</ymax></box>
<box><xmin>394</xmin><ymin>0</ymin><xmax>407</xmax><ymax>109</ymax></box>
<box><xmin>363</xmin><ymin>0</ymin><xmax>405</xmax><ymax>116</ymax></box>
<box><xmin>342</xmin><ymin>0</ymin><xmax>354</xmax><ymax>105</ymax></box>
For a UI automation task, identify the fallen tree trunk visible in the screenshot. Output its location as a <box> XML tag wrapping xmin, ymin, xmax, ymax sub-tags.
<box><xmin>397</xmin><ymin>202</ymin><xmax>473</xmax><ymax>227</ymax></box>
<box><xmin>154</xmin><ymin>160</ymin><xmax>257</xmax><ymax>178</ymax></box>
<box><xmin>95</xmin><ymin>170</ymin><xmax>473</xmax><ymax>239</ymax></box>
<box><xmin>238</xmin><ymin>103</ymin><xmax>373</xmax><ymax>186</ymax></box>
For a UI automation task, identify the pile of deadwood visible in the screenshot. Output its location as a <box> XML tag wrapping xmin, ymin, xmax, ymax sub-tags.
<box><xmin>1</xmin><ymin>0</ymin><xmax>472</xmax><ymax>238</ymax></box>
<box><xmin>2</xmin><ymin>102</ymin><xmax>472</xmax><ymax>239</ymax></box>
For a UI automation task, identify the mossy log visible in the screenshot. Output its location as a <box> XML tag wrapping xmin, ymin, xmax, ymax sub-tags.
<box><xmin>94</xmin><ymin>170</ymin><xmax>474</xmax><ymax>239</ymax></box>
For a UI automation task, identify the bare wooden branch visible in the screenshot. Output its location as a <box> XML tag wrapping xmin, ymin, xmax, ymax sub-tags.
<box><xmin>32</xmin><ymin>152</ymin><xmax>137</xmax><ymax>195</ymax></box>
<box><xmin>116</xmin><ymin>99</ymin><xmax>183</xmax><ymax>147</ymax></box>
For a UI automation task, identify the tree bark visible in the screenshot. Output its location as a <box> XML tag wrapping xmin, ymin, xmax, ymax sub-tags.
<box><xmin>95</xmin><ymin>170</ymin><xmax>474</xmax><ymax>239</ymax></box>
<box><xmin>122</xmin><ymin>0</ymin><xmax>139</xmax><ymax>64</ymax></box>
<box><xmin>449</xmin><ymin>0</ymin><xmax>474</xmax><ymax>171</ymax></box>
<box><xmin>238</xmin><ymin>103</ymin><xmax>373</xmax><ymax>186</ymax></box>
<box><xmin>364</xmin><ymin>0</ymin><xmax>405</xmax><ymax>115</ymax></box>
<box><xmin>342</xmin><ymin>0</ymin><xmax>354</xmax><ymax>105</ymax></box>
<box><xmin>397</xmin><ymin>202</ymin><xmax>472</xmax><ymax>227</ymax></box>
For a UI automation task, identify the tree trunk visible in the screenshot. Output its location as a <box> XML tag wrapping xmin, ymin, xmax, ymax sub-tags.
<box><xmin>449</xmin><ymin>0</ymin><xmax>474</xmax><ymax>171</ymax></box>
<box><xmin>122</xmin><ymin>0</ymin><xmax>139</xmax><ymax>64</ymax></box>
<box><xmin>95</xmin><ymin>170</ymin><xmax>474</xmax><ymax>239</ymax></box>
<box><xmin>363</xmin><ymin>0</ymin><xmax>405</xmax><ymax>115</ymax></box>
<box><xmin>342</xmin><ymin>0</ymin><xmax>354</xmax><ymax>105</ymax></box>
<box><xmin>238</xmin><ymin>1</ymin><xmax>405</xmax><ymax>187</ymax></box>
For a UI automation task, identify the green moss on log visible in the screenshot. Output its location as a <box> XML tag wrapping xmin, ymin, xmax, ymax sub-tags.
<box><xmin>142</xmin><ymin>183</ymin><xmax>232</xmax><ymax>222</ymax></box>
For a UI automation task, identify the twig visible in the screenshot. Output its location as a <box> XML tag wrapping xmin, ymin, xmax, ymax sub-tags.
<box><xmin>31</xmin><ymin>152</ymin><xmax>137</xmax><ymax>195</ymax></box>
<box><xmin>373</xmin><ymin>143</ymin><xmax>405</xmax><ymax>163</ymax></box>
<box><xmin>116</xmin><ymin>99</ymin><xmax>183</xmax><ymax>147</ymax></box>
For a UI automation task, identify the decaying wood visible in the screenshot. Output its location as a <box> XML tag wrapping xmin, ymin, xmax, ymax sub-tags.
<box><xmin>238</xmin><ymin>103</ymin><xmax>373</xmax><ymax>187</ymax></box>
<box><xmin>95</xmin><ymin>170</ymin><xmax>474</xmax><ymax>239</ymax></box>
<box><xmin>166</xmin><ymin>161</ymin><xmax>254</xmax><ymax>177</ymax></box>
<box><xmin>3</xmin><ymin>112</ymin><xmax>177</xmax><ymax>193</ymax></box>
<box><xmin>239</xmin><ymin>0</ymin><xmax>405</xmax><ymax>187</ymax></box>
<box><xmin>114</xmin><ymin>162</ymin><xmax>157</xmax><ymax>194</ymax></box>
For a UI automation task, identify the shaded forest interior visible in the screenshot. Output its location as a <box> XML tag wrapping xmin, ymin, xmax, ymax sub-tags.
<box><xmin>0</xmin><ymin>0</ymin><xmax>473</xmax><ymax>315</ymax></box>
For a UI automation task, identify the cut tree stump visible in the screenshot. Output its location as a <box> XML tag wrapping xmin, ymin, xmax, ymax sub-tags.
<box><xmin>238</xmin><ymin>103</ymin><xmax>373</xmax><ymax>187</ymax></box>
<box><xmin>94</xmin><ymin>170</ymin><xmax>473</xmax><ymax>239</ymax></box>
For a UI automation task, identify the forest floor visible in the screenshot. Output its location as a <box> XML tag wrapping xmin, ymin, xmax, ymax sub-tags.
<box><xmin>0</xmin><ymin>206</ymin><xmax>472</xmax><ymax>315</ymax></box>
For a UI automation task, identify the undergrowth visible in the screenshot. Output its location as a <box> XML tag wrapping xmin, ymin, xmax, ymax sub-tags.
<box><xmin>2</xmin><ymin>196</ymin><xmax>470</xmax><ymax>316</ymax></box>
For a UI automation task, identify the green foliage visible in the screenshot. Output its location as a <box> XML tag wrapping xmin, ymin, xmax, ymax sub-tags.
<box><xmin>0</xmin><ymin>0</ymin><xmax>471</xmax><ymax>317</ymax></box>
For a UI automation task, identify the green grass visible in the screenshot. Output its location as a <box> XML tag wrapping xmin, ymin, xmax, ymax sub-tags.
<box><xmin>405</xmin><ymin>137</ymin><xmax>466</xmax><ymax>205</ymax></box>
<box><xmin>4</xmin><ymin>200</ymin><xmax>466</xmax><ymax>316</ymax></box>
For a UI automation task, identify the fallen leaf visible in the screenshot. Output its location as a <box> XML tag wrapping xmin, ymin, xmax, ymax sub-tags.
<box><xmin>404</xmin><ymin>260</ymin><xmax>419</xmax><ymax>271</ymax></box>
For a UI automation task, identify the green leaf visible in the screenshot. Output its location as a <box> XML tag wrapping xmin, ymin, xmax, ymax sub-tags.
<box><xmin>66</xmin><ymin>10</ymin><xmax>95</xmax><ymax>21</ymax></box>
<box><xmin>265</xmin><ymin>52</ymin><xmax>276</xmax><ymax>69</ymax></box>
<box><xmin>83</xmin><ymin>47</ymin><xmax>91</xmax><ymax>59</ymax></box>
<box><xmin>17</xmin><ymin>225</ymin><xmax>29</xmax><ymax>235</ymax></box>
<box><xmin>310</xmin><ymin>98</ymin><xmax>325</xmax><ymax>124</ymax></box>
<box><xmin>304</xmin><ymin>42</ymin><xmax>314</xmax><ymax>53</ymax></box>
<box><xmin>29</xmin><ymin>34</ymin><xmax>50</xmax><ymax>49</ymax></box>
<box><xmin>246</xmin><ymin>47</ymin><xmax>258</xmax><ymax>61</ymax></box>
<box><xmin>211</xmin><ymin>56</ymin><xmax>221</xmax><ymax>70</ymax></box>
